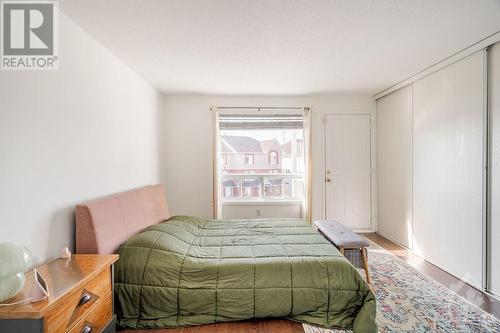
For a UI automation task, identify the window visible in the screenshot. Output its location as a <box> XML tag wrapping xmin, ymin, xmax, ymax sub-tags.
<box><xmin>269</xmin><ymin>151</ymin><xmax>278</xmax><ymax>165</ymax></box>
<box><xmin>244</xmin><ymin>154</ymin><xmax>254</xmax><ymax>165</ymax></box>
<box><xmin>217</xmin><ymin>113</ymin><xmax>305</xmax><ymax>203</ymax></box>
<box><xmin>243</xmin><ymin>186</ymin><xmax>252</xmax><ymax>197</ymax></box>
<box><xmin>222</xmin><ymin>179</ymin><xmax>238</xmax><ymax>198</ymax></box>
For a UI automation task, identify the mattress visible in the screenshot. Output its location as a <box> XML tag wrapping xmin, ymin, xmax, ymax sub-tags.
<box><xmin>114</xmin><ymin>215</ymin><xmax>377</xmax><ymax>332</ymax></box>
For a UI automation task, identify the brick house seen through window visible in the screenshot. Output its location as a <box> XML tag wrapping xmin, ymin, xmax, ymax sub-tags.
<box><xmin>219</xmin><ymin>129</ymin><xmax>304</xmax><ymax>202</ymax></box>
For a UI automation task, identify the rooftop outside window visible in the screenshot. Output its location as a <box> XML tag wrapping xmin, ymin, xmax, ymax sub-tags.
<box><xmin>218</xmin><ymin>114</ymin><xmax>305</xmax><ymax>203</ymax></box>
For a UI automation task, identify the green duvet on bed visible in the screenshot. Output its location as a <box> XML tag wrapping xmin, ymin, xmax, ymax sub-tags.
<box><xmin>114</xmin><ymin>216</ymin><xmax>377</xmax><ymax>332</ymax></box>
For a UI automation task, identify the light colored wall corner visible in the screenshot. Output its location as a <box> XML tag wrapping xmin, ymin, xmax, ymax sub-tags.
<box><xmin>159</xmin><ymin>93</ymin><xmax>169</xmax><ymax>198</ymax></box>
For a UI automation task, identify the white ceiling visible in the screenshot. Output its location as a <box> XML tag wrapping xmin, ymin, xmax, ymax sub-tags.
<box><xmin>60</xmin><ymin>0</ymin><xmax>500</xmax><ymax>95</ymax></box>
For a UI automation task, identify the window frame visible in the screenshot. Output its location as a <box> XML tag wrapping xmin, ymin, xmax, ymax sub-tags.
<box><xmin>213</xmin><ymin>108</ymin><xmax>311</xmax><ymax>216</ymax></box>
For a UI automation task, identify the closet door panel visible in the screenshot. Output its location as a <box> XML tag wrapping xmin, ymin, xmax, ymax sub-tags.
<box><xmin>490</xmin><ymin>43</ymin><xmax>500</xmax><ymax>296</ymax></box>
<box><xmin>413</xmin><ymin>51</ymin><xmax>484</xmax><ymax>287</ymax></box>
<box><xmin>376</xmin><ymin>85</ymin><xmax>413</xmax><ymax>247</ymax></box>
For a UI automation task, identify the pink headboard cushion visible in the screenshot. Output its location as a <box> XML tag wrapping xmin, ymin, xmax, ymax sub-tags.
<box><xmin>75</xmin><ymin>184</ymin><xmax>170</xmax><ymax>254</ymax></box>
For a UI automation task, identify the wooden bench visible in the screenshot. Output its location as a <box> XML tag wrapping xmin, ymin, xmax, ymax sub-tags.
<box><xmin>314</xmin><ymin>220</ymin><xmax>371</xmax><ymax>284</ymax></box>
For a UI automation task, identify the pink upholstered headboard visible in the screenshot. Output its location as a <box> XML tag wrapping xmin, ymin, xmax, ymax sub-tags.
<box><xmin>75</xmin><ymin>184</ymin><xmax>170</xmax><ymax>254</ymax></box>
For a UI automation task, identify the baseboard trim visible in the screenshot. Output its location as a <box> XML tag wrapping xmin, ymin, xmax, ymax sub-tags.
<box><xmin>410</xmin><ymin>250</ymin><xmax>483</xmax><ymax>290</ymax></box>
<box><xmin>375</xmin><ymin>231</ymin><xmax>484</xmax><ymax>291</ymax></box>
<box><xmin>375</xmin><ymin>230</ymin><xmax>410</xmax><ymax>249</ymax></box>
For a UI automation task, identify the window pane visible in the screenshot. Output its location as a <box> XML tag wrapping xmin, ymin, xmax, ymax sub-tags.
<box><xmin>220</xmin><ymin>124</ymin><xmax>304</xmax><ymax>202</ymax></box>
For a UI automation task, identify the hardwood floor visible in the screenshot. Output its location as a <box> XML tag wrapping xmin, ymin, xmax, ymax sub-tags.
<box><xmin>118</xmin><ymin>319</ymin><xmax>304</xmax><ymax>333</ymax></box>
<box><xmin>119</xmin><ymin>233</ymin><xmax>500</xmax><ymax>332</ymax></box>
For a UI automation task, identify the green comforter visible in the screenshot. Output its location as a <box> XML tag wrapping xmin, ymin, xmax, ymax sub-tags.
<box><xmin>114</xmin><ymin>216</ymin><xmax>377</xmax><ymax>332</ymax></box>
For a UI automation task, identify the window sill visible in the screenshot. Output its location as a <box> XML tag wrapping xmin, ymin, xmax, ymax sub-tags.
<box><xmin>222</xmin><ymin>200</ymin><xmax>303</xmax><ymax>206</ymax></box>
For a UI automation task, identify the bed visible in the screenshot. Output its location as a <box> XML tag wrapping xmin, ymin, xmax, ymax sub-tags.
<box><xmin>75</xmin><ymin>184</ymin><xmax>377</xmax><ymax>333</ymax></box>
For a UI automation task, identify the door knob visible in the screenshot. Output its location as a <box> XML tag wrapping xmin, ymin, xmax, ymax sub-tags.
<box><xmin>325</xmin><ymin>178</ymin><xmax>331</xmax><ymax>183</ymax></box>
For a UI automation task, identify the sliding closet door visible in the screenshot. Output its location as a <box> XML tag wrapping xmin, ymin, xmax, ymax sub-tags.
<box><xmin>376</xmin><ymin>86</ymin><xmax>413</xmax><ymax>247</ymax></box>
<box><xmin>413</xmin><ymin>51</ymin><xmax>485</xmax><ymax>287</ymax></box>
<box><xmin>490</xmin><ymin>43</ymin><xmax>500</xmax><ymax>296</ymax></box>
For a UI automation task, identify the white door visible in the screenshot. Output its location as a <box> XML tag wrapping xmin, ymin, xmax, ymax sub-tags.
<box><xmin>324</xmin><ymin>114</ymin><xmax>372</xmax><ymax>230</ymax></box>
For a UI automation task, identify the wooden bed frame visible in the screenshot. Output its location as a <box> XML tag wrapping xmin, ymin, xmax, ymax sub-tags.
<box><xmin>75</xmin><ymin>184</ymin><xmax>170</xmax><ymax>254</ymax></box>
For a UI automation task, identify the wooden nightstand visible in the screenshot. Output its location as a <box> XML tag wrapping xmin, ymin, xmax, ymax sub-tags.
<box><xmin>0</xmin><ymin>254</ymin><xmax>118</xmax><ymax>333</ymax></box>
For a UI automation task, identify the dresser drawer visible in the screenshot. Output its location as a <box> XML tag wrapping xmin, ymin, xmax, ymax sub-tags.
<box><xmin>44</xmin><ymin>267</ymin><xmax>111</xmax><ymax>332</ymax></box>
<box><xmin>68</xmin><ymin>292</ymin><xmax>112</xmax><ymax>333</ymax></box>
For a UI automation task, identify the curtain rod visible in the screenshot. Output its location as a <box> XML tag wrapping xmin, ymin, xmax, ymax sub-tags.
<box><xmin>211</xmin><ymin>106</ymin><xmax>310</xmax><ymax>111</ymax></box>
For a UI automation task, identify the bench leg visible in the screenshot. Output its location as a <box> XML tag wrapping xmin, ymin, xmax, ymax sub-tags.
<box><xmin>339</xmin><ymin>247</ymin><xmax>345</xmax><ymax>255</ymax></box>
<box><xmin>361</xmin><ymin>247</ymin><xmax>371</xmax><ymax>284</ymax></box>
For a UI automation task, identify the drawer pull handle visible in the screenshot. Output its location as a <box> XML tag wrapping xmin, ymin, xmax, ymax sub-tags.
<box><xmin>79</xmin><ymin>294</ymin><xmax>91</xmax><ymax>306</ymax></box>
<box><xmin>81</xmin><ymin>325</ymin><xmax>92</xmax><ymax>333</ymax></box>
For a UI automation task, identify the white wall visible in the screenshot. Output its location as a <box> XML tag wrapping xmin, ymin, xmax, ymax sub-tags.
<box><xmin>222</xmin><ymin>202</ymin><xmax>303</xmax><ymax>220</ymax></box>
<box><xmin>376</xmin><ymin>85</ymin><xmax>413</xmax><ymax>247</ymax></box>
<box><xmin>162</xmin><ymin>94</ymin><xmax>375</xmax><ymax>223</ymax></box>
<box><xmin>0</xmin><ymin>14</ymin><xmax>163</xmax><ymax>264</ymax></box>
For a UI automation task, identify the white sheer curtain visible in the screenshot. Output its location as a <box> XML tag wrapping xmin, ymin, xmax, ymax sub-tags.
<box><xmin>211</xmin><ymin>107</ymin><xmax>222</xmax><ymax>219</ymax></box>
<box><xmin>303</xmin><ymin>107</ymin><xmax>312</xmax><ymax>223</ymax></box>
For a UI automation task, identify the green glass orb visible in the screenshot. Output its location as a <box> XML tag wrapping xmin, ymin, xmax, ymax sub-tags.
<box><xmin>0</xmin><ymin>243</ymin><xmax>32</xmax><ymax>302</ymax></box>
<box><xmin>0</xmin><ymin>273</ymin><xmax>25</xmax><ymax>302</ymax></box>
<box><xmin>0</xmin><ymin>243</ymin><xmax>32</xmax><ymax>279</ymax></box>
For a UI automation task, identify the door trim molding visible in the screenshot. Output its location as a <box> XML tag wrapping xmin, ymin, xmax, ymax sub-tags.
<box><xmin>322</xmin><ymin>113</ymin><xmax>376</xmax><ymax>232</ymax></box>
<box><xmin>484</xmin><ymin>47</ymin><xmax>491</xmax><ymax>291</ymax></box>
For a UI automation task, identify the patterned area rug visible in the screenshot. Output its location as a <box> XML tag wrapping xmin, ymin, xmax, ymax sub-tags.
<box><xmin>303</xmin><ymin>243</ymin><xmax>500</xmax><ymax>333</ymax></box>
